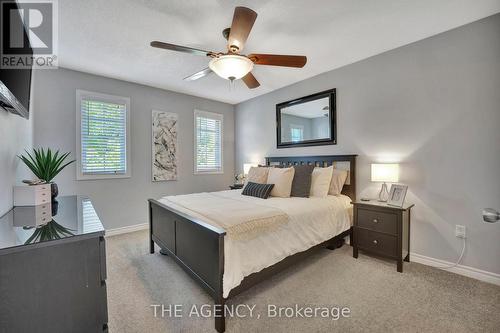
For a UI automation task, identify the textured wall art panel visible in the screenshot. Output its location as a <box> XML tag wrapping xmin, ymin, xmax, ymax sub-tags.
<box><xmin>152</xmin><ymin>110</ymin><xmax>178</xmax><ymax>181</ymax></box>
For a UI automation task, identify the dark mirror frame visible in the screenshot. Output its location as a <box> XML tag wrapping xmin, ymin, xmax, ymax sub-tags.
<box><xmin>276</xmin><ymin>88</ymin><xmax>336</xmax><ymax>148</ymax></box>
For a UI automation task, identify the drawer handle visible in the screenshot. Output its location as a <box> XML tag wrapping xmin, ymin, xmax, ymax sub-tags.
<box><xmin>373</xmin><ymin>240</ymin><xmax>378</xmax><ymax>245</ymax></box>
<box><xmin>372</xmin><ymin>218</ymin><xmax>379</xmax><ymax>223</ymax></box>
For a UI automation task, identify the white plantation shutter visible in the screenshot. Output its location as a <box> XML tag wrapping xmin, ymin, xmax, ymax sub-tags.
<box><xmin>195</xmin><ymin>110</ymin><xmax>223</xmax><ymax>173</ymax></box>
<box><xmin>76</xmin><ymin>90</ymin><xmax>130</xmax><ymax>179</ymax></box>
<box><xmin>81</xmin><ymin>199</ymin><xmax>103</xmax><ymax>233</ymax></box>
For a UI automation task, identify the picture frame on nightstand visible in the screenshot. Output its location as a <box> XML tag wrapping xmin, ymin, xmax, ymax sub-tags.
<box><xmin>387</xmin><ymin>184</ymin><xmax>408</xmax><ymax>207</ymax></box>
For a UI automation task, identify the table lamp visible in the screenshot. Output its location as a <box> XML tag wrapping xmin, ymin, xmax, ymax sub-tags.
<box><xmin>371</xmin><ymin>163</ymin><xmax>399</xmax><ymax>202</ymax></box>
<box><xmin>243</xmin><ymin>163</ymin><xmax>257</xmax><ymax>176</ymax></box>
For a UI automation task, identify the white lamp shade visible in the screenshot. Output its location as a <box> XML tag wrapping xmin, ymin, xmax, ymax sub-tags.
<box><xmin>209</xmin><ymin>55</ymin><xmax>254</xmax><ymax>80</ymax></box>
<box><xmin>243</xmin><ymin>163</ymin><xmax>257</xmax><ymax>176</ymax></box>
<box><xmin>371</xmin><ymin>163</ymin><xmax>399</xmax><ymax>182</ymax></box>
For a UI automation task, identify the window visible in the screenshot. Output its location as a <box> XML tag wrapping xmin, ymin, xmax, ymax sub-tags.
<box><xmin>194</xmin><ymin>110</ymin><xmax>223</xmax><ymax>174</ymax></box>
<box><xmin>76</xmin><ymin>90</ymin><xmax>131</xmax><ymax>180</ymax></box>
<box><xmin>81</xmin><ymin>199</ymin><xmax>103</xmax><ymax>233</ymax></box>
<box><xmin>290</xmin><ymin>125</ymin><xmax>304</xmax><ymax>142</ymax></box>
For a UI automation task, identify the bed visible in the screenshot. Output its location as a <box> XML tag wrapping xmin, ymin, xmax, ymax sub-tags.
<box><xmin>148</xmin><ymin>155</ymin><xmax>357</xmax><ymax>332</ymax></box>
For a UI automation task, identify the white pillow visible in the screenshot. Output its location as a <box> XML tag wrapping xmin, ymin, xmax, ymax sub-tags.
<box><xmin>267</xmin><ymin>167</ymin><xmax>295</xmax><ymax>198</ymax></box>
<box><xmin>310</xmin><ymin>166</ymin><xmax>334</xmax><ymax>197</ymax></box>
<box><xmin>329</xmin><ymin>169</ymin><xmax>349</xmax><ymax>196</ymax></box>
<box><xmin>246</xmin><ymin>167</ymin><xmax>269</xmax><ymax>184</ymax></box>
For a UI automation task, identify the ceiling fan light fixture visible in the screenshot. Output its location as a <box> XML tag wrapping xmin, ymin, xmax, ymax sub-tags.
<box><xmin>151</xmin><ymin>7</ymin><xmax>306</xmax><ymax>88</ymax></box>
<box><xmin>209</xmin><ymin>54</ymin><xmax>254</xmax><ymax>81</ymax></box>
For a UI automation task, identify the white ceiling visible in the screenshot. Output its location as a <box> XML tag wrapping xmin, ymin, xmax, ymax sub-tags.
<box><xmin>58</xmin><ymin>0</ymin><xmax>500</xmax><ymax>105</ymax></box>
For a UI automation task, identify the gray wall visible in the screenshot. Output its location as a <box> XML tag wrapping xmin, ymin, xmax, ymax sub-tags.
<box><xmin>280</xmin><ymin>114</ymin><xmax>313</xmax><ymax>142</ymax></box>
<box><xmin>311</xmin><ymin>117</ymin><xmax>330</xmax><ymax>139</ymax></box>
<box><xmin>235</xmin><ymin>14</ymin><xmax>500</xmax><ymax>274</ymax></box>
<box><xmin>32</xmin><ymin>68</ymin><xmax>235</xmax><ymax>230</ymax></box>
<box><xmin>0</xmin><ymin>110</ymin><xmax>33</xmax><ymax>216</ymax></box>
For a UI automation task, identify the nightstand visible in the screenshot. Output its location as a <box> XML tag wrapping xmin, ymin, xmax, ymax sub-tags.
<box><xmin>352</xmin><ymin>200</ymin><xmax>414</xmax><ymax>272</ymax></box>
<box><xmin>229</xmin><ymin>184</ymin><xmax>244</xmax><ymax>190</ymax></box>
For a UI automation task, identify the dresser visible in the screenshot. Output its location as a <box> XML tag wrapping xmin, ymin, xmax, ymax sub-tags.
<box><xmin>0</xmin><ymin>196</ymin><xmax>108</xmax><ymax>332</ymax></box>
<box><xmin>352</xmin><ymin>201</ymin><xmax>414</xmax><ymax>272</ymax></box>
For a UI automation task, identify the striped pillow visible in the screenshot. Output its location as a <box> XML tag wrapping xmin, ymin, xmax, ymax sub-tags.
<box><xmin>242</xmin><ymin>182</ymin><xmax>274</xmax><ymax>199</ymax></box>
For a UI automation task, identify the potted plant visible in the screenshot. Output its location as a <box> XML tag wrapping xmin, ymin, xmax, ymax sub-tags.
<box><xmin>234</xmin><ymin>173</ymin><xmax>245</xmax><ymax>185</ymax></box>
<box><xmin>18</xmin><ymin>148</ymin><xmax>75</xmax><ymax>201</ymax></box>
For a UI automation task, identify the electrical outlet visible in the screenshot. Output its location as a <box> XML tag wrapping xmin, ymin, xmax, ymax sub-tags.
<box><xmin>455</xmin><ymin>225</ymin><xmax>466</xmax><ymax>238</ymax></box>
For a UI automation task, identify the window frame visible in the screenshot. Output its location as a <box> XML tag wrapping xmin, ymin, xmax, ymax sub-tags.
<box><xmin>76</xmin><ymin>89</ymin><xmax>131</xmax><ymax>180</ymax></box>
<box><xmin>290</xmin><ymin>124</ymin><xmax>304</xmax><ymax>142</ymax></box>
<box><xmin>193</xmin><ymin>109</ymin><xmax>224</xmax><ymax>175</ymax></box>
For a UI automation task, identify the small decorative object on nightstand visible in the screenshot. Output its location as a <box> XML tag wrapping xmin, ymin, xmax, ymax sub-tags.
<box><xmin>234</xmin><ymin>173</ymin><xmax>245</xmax><ymax>186</ymax></box>
<box><xmin>352</xmin><ymin>200</ymin><xmax>414</xmax><ymax>272</ymax></box>
<box><xmin>371</xmin><ymin>163</ymin><xmax>399</xmax><ymax>202</ymax></box>
<box><xmin>387</xmin><ymin>184</ymin><xmax>408</xmax><ymax>207</ymax></box>
<box><xmin>229</xmin><ymin>184</ymin><xmax>244</xmax><ymax>190</ymax></box>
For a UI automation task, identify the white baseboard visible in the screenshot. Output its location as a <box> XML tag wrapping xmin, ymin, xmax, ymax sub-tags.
<box><xmin>410</xmin><ymin>252</ymin><xmax>500</xmax><ymax>286</ymax></box>
<box><xmin>106</xmin><ymin>223</ymin><xmax>148</xmax><ymax>237</ymax></box>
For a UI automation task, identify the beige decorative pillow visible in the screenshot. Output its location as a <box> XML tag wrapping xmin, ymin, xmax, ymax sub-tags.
<box><xmin>329</xmin><ymin>169</ymin><xmax>349</xmax><ymax>196</ymax></box>
<box><xmin>246</xmin><ymin>167</ymin><xmax>269</xmax><ymax>184</ymax></box>
<box><xmin>267</xmin><ymin>167</ymin><xmax>295</xmax><ymax>198</ymax></box>
<box><xmin>310</xmin><ymin>166</ymin><xmax>334</xmax><ymax>197</ymax></box>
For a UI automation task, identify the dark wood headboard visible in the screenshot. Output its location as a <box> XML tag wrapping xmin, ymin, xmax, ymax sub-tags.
<box><xmin>265</xmin><ymin>155</ymin><xmax>357</xmax><ymax>201</ymax></box>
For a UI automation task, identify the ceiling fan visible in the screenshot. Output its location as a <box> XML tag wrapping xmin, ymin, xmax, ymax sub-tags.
<box><xmin>150</xmin><ymin>6</ymin><xmax>307</xmax><ymax>89</ymax></box>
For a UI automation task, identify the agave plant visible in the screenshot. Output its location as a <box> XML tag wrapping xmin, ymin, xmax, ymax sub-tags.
<box><xmin>24</xmin><ymin>220</ymin><xmax>75</xmax><ymax>245</ymax></box>
<box><xmin>18</xmin><ymin>148</ymin><xmax>75</xmax><ymax>183</ymax></box>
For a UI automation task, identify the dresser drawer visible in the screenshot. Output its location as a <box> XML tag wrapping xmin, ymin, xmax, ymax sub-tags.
<box><xmin>355</xmin><ymin>228</ymin><xmax>397</xmax><ymax>257</ymax></box>
<box><xmin>34</xmin><ymin>189</ymin><xmax>51</xmax><ymax>204</ymax></box>
<box><xmin>357</xmin><ymin>208</ymin><xmax>397</xmax><ymax>235</ymax></box>
<box><xmin>35</xmin><ymin>184</ymin><xmax>51</xmax><ymax>192</ymax></box>
<box><xmin>35</xmin><ymin>203</ymin><xmax>52</xmax><ymax>220</ymax></box>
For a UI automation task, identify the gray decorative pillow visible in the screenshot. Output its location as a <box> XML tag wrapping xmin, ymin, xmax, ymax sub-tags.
<box><xmin>290</xmin><ymin>165</ymin><xmax>315</xmax><ymax>197</ymax></box>
<box><xmin>242</xmin><ymin>182</ymin><xmax>274</xmax><ymax>199</ymax></box>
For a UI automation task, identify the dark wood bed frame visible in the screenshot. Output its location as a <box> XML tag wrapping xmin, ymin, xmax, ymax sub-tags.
<box><xmin>148</xmin><ymin>155</ymin><xmax>356</xmax><ymax>332</ymax></box>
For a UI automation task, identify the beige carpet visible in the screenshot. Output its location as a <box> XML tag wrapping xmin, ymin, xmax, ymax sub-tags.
<box><xmin>106</xmin><ymin>230</ymin><xmax>500</xmax><ymax>332</ymax></box>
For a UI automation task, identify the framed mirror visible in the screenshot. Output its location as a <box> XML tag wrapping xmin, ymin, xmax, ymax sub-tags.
<box><xmin>276</xmin><ymin>89</ymin><xmax>336</xmax><ymax>148</ymax></box>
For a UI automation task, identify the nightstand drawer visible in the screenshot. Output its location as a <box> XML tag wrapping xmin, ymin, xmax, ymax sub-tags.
<box><xmin>357</xmin><ymin>208</ymin><xmax>397</xmax><ymax>235</ymax></box>
<box><xmin>356</xmin><ymin>228</ymin><xmax>397</xmax><ymax>257</ymax></box>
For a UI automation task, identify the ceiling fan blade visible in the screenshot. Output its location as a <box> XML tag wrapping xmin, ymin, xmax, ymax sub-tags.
<box><xmin>183</xmin><ymin>68</ymin><xmax>212</xmax><ymax>81</ymax></box>
<box><xmin>150</xmin><ymin>41</ymin><xmax>213</xmax><ymax>57</ymax></box>
<box><xmin>242</xmin><ymin>72</ymin><xmax>260</xmax><ymax>89</ymax></box>
<box><xmin>227</xmin><ymin>7</ymin><xmax>257</xmax><ymax>52</ymax></box>
<box><xmin>248</xmin><ymin>54</ymin><xmax>307</xmax><ymax>68</ymax></box>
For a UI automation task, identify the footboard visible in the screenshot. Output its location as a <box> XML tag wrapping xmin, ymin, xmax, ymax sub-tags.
<box><xmin>148</xmin><ymin>199</ymin><xmax>225</xmax><ymax>300</ymax></box>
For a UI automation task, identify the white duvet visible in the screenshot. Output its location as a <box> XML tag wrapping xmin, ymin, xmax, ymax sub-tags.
<box><xmin>159</xmin><ymin>191</ymin><xmax>288</xmax><ymax>239</ymax></box>
<box><xmin>159</xmin><ymin>190</ymin><xmax>352</xmax><ymax>298</ymax></box>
